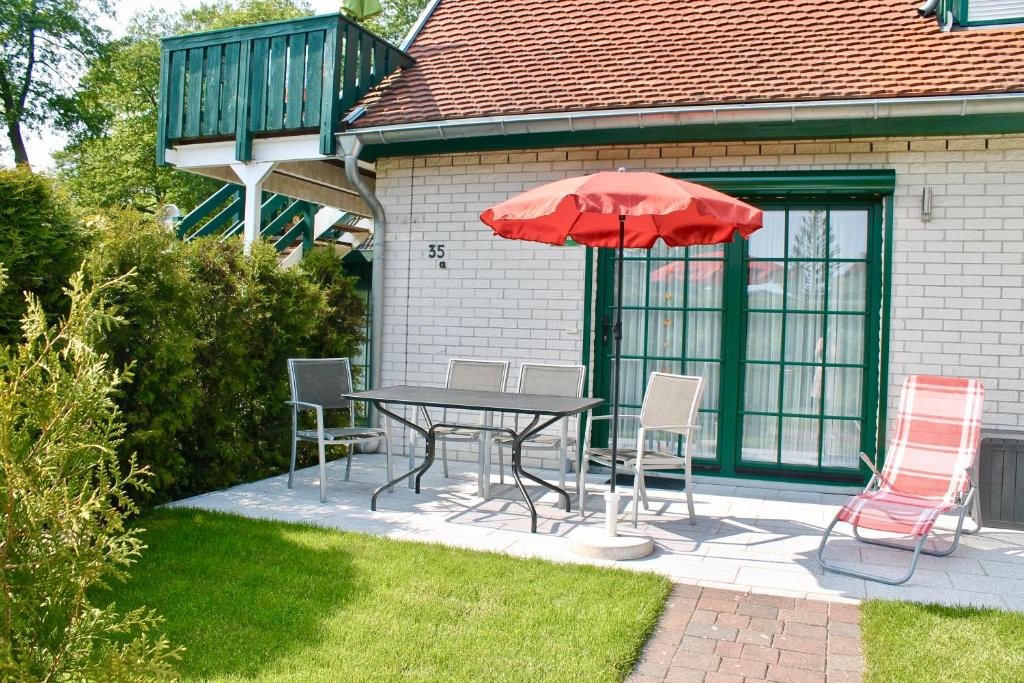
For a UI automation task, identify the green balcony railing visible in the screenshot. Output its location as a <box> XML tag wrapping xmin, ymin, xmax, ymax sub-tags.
<box><xmin>156</xmin><ymin>13</ymin><xmax>412</xmax><ymax>165</ymax></box>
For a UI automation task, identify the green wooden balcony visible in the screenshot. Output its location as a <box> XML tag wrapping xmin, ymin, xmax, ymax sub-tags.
<box><xmin>156</xmin><ymin>13</ymin><xmax>412</xmax><ymax>165</ymax></box>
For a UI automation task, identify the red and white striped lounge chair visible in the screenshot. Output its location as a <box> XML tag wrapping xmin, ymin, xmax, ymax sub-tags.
<box><xmin>817</xmin><ymin>375</ymin><xmax>984</xmax><ymax>585</ymax></box>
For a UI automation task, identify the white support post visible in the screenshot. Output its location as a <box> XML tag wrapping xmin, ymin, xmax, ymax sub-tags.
<box><xmin>230</xmin><ymin>161</ymin><xmax>275</xmax><ymax>255</ymax></box>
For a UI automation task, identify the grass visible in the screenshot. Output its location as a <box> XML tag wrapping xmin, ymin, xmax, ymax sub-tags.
<box><xmin>862</xmin><ymin>599</ymin><xmax>1024</xmax><ymax>682</ymax></box>
<box><xmin>110</xmin><ymin>508</ymin><xmax>670</xmax><ymax>682</ymax></box>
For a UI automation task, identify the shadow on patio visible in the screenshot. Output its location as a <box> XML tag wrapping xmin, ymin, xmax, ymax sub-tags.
<box><xmin>170</xmin><ymin>454</ymin><xmax>1024</xmax><ymax>610</ymax></box>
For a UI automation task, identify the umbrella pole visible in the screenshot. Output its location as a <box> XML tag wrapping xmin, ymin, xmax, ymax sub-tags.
<box><xmin>604</xmin><ymin>215</ymin><xmax>626</xmax><ymax>535</ymax></box>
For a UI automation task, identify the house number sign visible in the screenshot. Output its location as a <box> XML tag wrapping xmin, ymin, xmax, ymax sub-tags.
<box><xmin>428</xmin><ymin>243</ymin><xmax>447</xmax><ymax>269</ymax></box>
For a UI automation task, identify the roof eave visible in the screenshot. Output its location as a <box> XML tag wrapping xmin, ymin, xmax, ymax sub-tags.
<box><xmin>346</xmin><ymin>93</ymin><xmax>1024</xmax><ymax>147</ymax></box>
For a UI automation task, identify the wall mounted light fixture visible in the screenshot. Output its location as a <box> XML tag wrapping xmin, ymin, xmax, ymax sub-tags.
<box><xmin>921</xmin><ymin>187</ymin><xmax>933</xmax><ymax>222</ymax></box>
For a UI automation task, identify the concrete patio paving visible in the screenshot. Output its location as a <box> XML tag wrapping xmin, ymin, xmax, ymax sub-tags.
<box><xmin>169</xmin><ymin>454</ymin><xmax>1024</xmax><ymax>610</ymax></box>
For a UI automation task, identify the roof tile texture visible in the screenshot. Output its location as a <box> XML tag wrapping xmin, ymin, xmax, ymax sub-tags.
<box><xmin>355</xmin><ymin>0</ymin><xmax>1024</xmax><ymax>128</ymax></box>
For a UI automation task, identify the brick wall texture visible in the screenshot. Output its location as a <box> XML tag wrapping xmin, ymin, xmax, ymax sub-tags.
<box><xmin>374</xmin><ymin>135</ymin><xmax>1024</xmax><ymax>468</ymax></box>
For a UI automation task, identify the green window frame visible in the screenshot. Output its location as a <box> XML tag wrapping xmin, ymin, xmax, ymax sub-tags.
<box><xmin>938</xmin><ymin>0</ymin><xmax>1024</xmax><ymax>27</ymax></box>
<box><xmin>584</xmin><ymin>170</ymin><xmax>896</xmax><ymax>485</ymax></box>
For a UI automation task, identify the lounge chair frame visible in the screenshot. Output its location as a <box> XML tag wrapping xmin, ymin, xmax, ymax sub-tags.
<box><xmin>817</xmin><ymin>464</ymin><xmax>978</xmax><ymax>585</ymax></box>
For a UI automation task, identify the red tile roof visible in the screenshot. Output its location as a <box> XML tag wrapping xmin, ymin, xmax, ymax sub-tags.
<box><xmin>353</xmin><ymin>0</ymin><xmax>1024</xmax><ymax>128</ymax></box>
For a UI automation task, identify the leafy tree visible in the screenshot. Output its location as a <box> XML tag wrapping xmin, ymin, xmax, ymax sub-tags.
<box><xmin>56</xmin><ymin>0</ymin><xmax>427</xmax><ymax>212</ymax></box>
<box><xmin>56</xmin><ymin>0</ymin><xmax>311</xmax><ymax>214</ymax></box>
<box><xmin>0</xmin><ymin>167</ymin><xmax>88</xmax><ymax>346</ymax></box>
<box><xmin>360</xmin><ymin>0</ymin><xmax>430</xmax><ymax>45</ymax></box>
<box><xmin>0</xmin><ymin>267</ymin><xmax>178</xmax><ymax>681</ymax></box>
<box><xmin>0</xmin><ymin>0</ymin><xmax>110</xmax><ymax>168</ymax></box>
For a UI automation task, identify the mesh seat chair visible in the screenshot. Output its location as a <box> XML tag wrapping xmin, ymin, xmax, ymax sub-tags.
<box><xmin>580</xmin><ymin>372</ymin><xmax>704</xmax><ymax>527</ymax></box>
<box><xmin>409</xmin><ymin>359</ymin><xmax>509</xmax><ymax>495</ymax></box>
<box><xmin>286</xmin><ymin>358</ymin><xmax>392</xmax><ymax>503</ymax></box>
<box><xmin>491</xmin><ymin>363</ymin><xmax>586</xmax><ymax>492</ymax></box>
<box><xmin>817</xmin><ymin>375</ymin><xmax>984</xmax><ymax>585</ymax></box>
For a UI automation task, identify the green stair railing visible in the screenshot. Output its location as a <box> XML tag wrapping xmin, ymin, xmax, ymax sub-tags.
<box><xmin>176</xmin><ymin>183</ymin><xmax>363</xmax><ymax>255</ymax></box>
<box><xmin>156</xmin><ymin>13</ymin><xmax>412</xmax><ymax>164</ymax></box>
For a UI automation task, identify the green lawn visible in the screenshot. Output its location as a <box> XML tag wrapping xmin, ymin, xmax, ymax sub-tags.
<box><xmin>110</xmin><ymin>508</ymin><xmax>670</xmax><ymax>682</ymax></box>
<box><xmin>862</xmin><ymin>599</ymin><xmax>1024</xmax><ymax>682</ymax></box>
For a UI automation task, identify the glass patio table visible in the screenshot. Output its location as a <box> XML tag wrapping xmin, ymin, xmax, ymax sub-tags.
<box><xmin>345</xmin><ymin>386</ymin><xmax>603</xmax><ymax>533</ymax></box>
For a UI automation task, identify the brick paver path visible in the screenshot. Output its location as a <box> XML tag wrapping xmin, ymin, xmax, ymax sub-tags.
<box><xmin>628</xmin><ymin>584</ymin><xmax>863</xmax><ymax>683</ymax></box>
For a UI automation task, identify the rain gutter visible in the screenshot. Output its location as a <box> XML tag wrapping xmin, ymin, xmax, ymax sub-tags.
<box><xmin>344</xmin><ymin>93</ymin><xmax>1024</xmax><ymax>145</ymax></box>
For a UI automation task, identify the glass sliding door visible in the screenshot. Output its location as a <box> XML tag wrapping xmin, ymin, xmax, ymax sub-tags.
<box><xmin>597</xmin><ymin>242</ymin><xmax>726</xmax><ymax>468</ymax></box>
<box><xmin>593</xmin><ymin>194</ymin><xmax>883</xmax><ymax>483</ymax></box>
<box><xmin>738</xmin><ymin>203</ymin><xmax>878</xmax><ymax>476</ymax></box>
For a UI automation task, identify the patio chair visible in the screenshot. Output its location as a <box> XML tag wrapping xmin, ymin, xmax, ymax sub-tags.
<box><xmin>490</xmin><ymin>363</ymin><xmax>586</xmax><ymax>493</ymax></box>
<box><xmin>817</xmin><ymin>375</ymin><xmax>984</xmax><ymax>585</ymax></box>
<box><xmin>286</xmin><ymin>358</ymin><xmax>392</xmax><ymax>503</ymax></box>
<box><xmin>409</xmin><ymin>359</ymin><xmax>509</xmax><ymax>496</ymax></box>
<box><xmin>580</xmin><ymin>372</ymin><xmax>704</xmax><ymax>527</ymax></box>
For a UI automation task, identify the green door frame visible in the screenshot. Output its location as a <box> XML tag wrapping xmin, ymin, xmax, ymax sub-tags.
<box><xmin>581</xmin><ymin>170</ymin><xmax>896</xmax><ymax>486</ymax></box>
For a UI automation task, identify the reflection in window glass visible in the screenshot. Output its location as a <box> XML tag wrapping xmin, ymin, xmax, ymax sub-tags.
<box><xmin>787</xmin><ymin>261</ymin><xmax>826</xmax><ymax>311</ymax></box>
<box><xmin>782</xmin><ymin>365</ymin><xmax>821</xmax><ymax>416</ymax></box>
<box><xmin>822</xmin><ymin>420</ymin><xmax>861</xmax><ymax>469</ymax></box>
<box><xmin>746</xmin><ymin>313</ymin><xmax>782</xmax><ymax>361</ymax></box>
<box><xmin>829</xmin><ymin>210</ymin><xmax>868</xmax><ymax>260</ymax></box>
<box><xmin>829</xmin><ymin>262</ymin><xmax>867</xmax><ymax>311</ymax></box>
<box><xmin>748</xmin><ymin>210</ymin><xmax>785</xmax><ymax>258</ymax></box>
<box><xmin>686</xmin><ymin>311</ymin><xmax>721</xmax><ymax>359</ymax></box>
<box><xmin>744</xmin><ymin>364</ymin><xmax>779</xmax><ymax>413</ymax></box>
<box><xmin>687</xmin><ymin>360</ymin><xmax>720</xmax><ymax>411</ymax></box>
<box><xmin>781</xmin><ymin>417</ymin><xmax>820</xmax><ymax>467</ymax></box>
<box><xmin>647</xmin><ymin>310</ymin><xmax>682</xmax><ymax>358</ymax></box>
<box><xmin>783</xmin><ymin>313</ymin><xmax>822</xmax><ymax>363</ymax></box>
<box><xmin>742</xmin><ymin>414</ymin><xmax>778</xmax><ymax>463</ymax></box>
<box><xmin>824</xmin><ymin>367</ymin><xmax>863</xmax><ymax>417</ymax></box>
<box><xmin>826</xmin><ymin>315</ymin><xmax>864</xmax><ymax>365</ymax></box>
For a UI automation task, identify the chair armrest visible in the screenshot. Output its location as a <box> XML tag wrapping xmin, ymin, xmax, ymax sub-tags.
<box><xmin>957</xmin><ymin>466</ymin><xmax>979</xmax><ymax>505</ymax></box>
<box><xmin>966</xmin><ymin>466</ymin><xmax>978</xmax><ymax>490</ymax></box>
<box><xmin>859</xmin><ymin>452</ymin><xmax>890</xmax><ymax>491</ymax></box>
<box><xmin>583</xmin><ymin>413</ymin><xmax>640</xmax><ymax>453</ymax></box>
<box><xmin>644</xmin><ymin>424</ymin><xmax>702</xmax><ymax>435</ymax></box>
<box><xmin>286</xmin><ymin>400</ymin><xmax>323</xmax><ymax>411</ymax></box>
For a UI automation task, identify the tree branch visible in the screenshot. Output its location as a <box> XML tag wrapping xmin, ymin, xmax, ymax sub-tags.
<box><xmin>17</xmin><ymin>0</ymin><xmax>40</xmax><ymax>110</ymax></box>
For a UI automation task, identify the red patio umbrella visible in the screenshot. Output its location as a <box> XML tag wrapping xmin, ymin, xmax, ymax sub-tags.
<box><xmin>481</xmin><ymin>170</ymin><xmax>762</xmax><ymax>498</ymax></box>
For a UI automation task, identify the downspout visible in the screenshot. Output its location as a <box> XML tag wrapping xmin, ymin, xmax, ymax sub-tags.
<box><xmin>340</xmin><ymin>135</ymin><xmax>385</xmax><ymax>427</ymax></box>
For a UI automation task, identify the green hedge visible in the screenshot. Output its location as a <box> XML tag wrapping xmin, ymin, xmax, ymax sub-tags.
<box><xmin>0</xmin><ymin>167</ymin><xmax>88</xmax><ymax>346</ymax></box>
<box><xmin>82</xmin><ymin>212</ymin><xmax>365</xmax><ymax>505</ymax></box>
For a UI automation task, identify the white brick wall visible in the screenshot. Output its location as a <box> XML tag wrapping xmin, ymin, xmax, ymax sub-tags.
<box><xmin>374</xmin><ymin>135</ymin><xmax>1024</xmax><ymax>469</ymax></box>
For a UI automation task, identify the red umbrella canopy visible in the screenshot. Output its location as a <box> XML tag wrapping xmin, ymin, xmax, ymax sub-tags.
<box><xmin>480</xmin><ymin>171</ymin><xmax>763</xmax><ymax>249</ymax></box>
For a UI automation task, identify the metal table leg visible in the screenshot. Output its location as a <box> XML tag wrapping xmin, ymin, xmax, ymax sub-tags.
<box><xmin>371</xmin><ymin>401</ymin><xmax>434</xmax><ymax>510</ymax></box>
<box><xmin>508</xmin><ymin>413</ymin><xmax>573</xmax><ymax>532</ymax></box>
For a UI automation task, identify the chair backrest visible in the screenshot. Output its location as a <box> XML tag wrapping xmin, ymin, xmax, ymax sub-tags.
<box><xmin>639</xmin><ymin>372</ymin><xmax>704</xmax><ymax>432</ymax></box>
<box><xmin>881</xmin><ymin>374</ymin><xmax>984</xmax><ymax>503</ymax></box>
<box><xmin>287</xmin><ymin>358</ymin><xmax>353</xmax><ymax>410</ymax></box>
<box><xmin>519</xmin><ymin>363</ymin><xmax>585</xmax><ymax>398</ymax></box>
<box><xmin>446</xmin><ymin>359</ymin><xmax>509</xmax><ymax>392</ymax></box>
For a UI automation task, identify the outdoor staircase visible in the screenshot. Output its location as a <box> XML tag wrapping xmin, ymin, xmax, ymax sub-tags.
<box><xmin>176</xmin><ymin>183</ymin><xmax>367</xmax><ymax>265</ymax></box>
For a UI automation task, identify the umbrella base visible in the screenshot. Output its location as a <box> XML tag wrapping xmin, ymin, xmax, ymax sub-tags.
<box><xmin>569</xmin><ymin>527</ymin><xmax>654</xmax><ymax>561</ymax></box>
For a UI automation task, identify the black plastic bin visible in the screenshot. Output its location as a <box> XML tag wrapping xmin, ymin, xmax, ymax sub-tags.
<box><xmin>978</xmin><ymin>436</ymin><xmax>1024</xmax><ymax>531</ymax></box>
